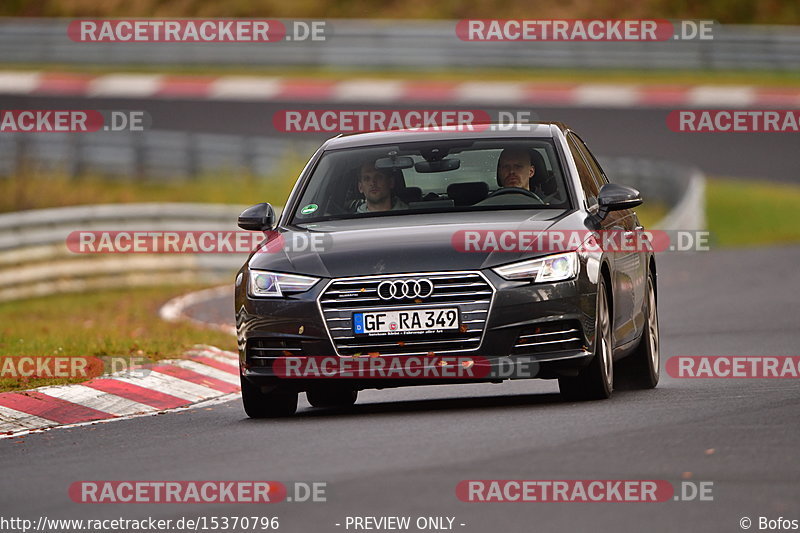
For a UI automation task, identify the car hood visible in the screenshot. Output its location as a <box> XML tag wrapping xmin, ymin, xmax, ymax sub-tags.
<box><xmin>247</xmin><ymin>210</ymin><xmax>586</xmax><ymax>278</ymax></box>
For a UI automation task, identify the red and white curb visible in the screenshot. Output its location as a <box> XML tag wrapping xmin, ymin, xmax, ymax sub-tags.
<box><xmin>0</xmin><ymin>345</ymin><xmax>240</xmax><ymax>439</ymax></box>
<box><xmin>1</xmin><ymin>71</ymin><xmax>799</xmax><ymax>108</ymax></box>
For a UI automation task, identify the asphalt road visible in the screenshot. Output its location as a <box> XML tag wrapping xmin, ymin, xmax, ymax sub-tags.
<box><xmin>2</xmin><ymin>94</ymin><xmax>798</xmax><ymax>183</ymax></box>
<box><xmin>1</xmin><ymin>244</ymin><xmax>799</xmax><ymax>533</ymax></box>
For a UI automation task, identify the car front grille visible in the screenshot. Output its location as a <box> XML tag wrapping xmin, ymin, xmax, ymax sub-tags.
<box><xmin>513</xmin><ymin>320</ymin><xmax>583</xmax><ymax>354</ymax></box>
<box><xmin>318</xmin><ymin>271</ymin><xmax>494</xmax><ymax>356</ymax></box>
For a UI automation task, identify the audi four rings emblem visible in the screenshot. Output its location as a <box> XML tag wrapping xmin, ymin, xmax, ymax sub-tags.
<box><xmin>377</xmin><ymin>279</ymin><xmax>434</xmax><ymax>300</ymax></box>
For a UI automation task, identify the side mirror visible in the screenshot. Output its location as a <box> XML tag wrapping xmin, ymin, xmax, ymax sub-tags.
<box><xmin>238</xmin><ymin>203</ymin><xmax>275</xmax><ymax>231</ymax></box>
<box><xmin>597</xmin><ymin>183</ymin><xmax>642</xmax><ymax>220</ymax></box>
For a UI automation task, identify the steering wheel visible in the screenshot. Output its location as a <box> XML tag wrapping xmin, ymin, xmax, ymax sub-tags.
<box><xmin>487</xmin><ymin>187</ymin><xmax>544</xmax><ymax>203</ymax></box>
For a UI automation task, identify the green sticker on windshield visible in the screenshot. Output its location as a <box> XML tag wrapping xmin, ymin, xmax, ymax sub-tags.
<box><xmin>300</xmin><ymin>204</ymin><xmax>318</xmax><ymax>215</ymax></box>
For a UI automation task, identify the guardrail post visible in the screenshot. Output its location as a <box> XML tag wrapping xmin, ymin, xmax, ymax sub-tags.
<box><xmin>133</xmin><ymin>133</ymin><xmax>146</xmax><ymax>181</ymax></box>
<box><xmin>187</xmin><ymin>132</ymin><xmax>198</xmax><ymax>180</ymax></box>
<box><xmin>13</xmin><ymin>134</ymin><xmax>27</xmax><ymax>177</ymax></box>
<box><xmin>68</xmin><ymin>133</ymin><xmax>83</xmax><ymax>179</ymax></box>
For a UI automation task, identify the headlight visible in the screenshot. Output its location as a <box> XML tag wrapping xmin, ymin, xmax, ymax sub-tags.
<box><xmin>248</xmin><ymin>270</ymin><xmax>319</xmax><ymax>297</ymax></box>
<box><xmin>493</xmin><ymin>251</ymin><xmax>578</xmax><ymax>283</ymax></box>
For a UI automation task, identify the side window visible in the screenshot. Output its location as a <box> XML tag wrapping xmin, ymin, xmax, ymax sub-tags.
<box><xmin>567</xmin><ymin>133</ymin><xmax>599</xmax><ymax>208</ymax></box>
<box><xmin>573</xmin><ymin>134</ymin><xmax>609</xmax><ymax>187</ymax></box>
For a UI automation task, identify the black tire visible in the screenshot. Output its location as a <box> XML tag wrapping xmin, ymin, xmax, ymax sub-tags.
<box><xmin>615</xmin><ymin>271</ymin><xmax>660</xmax><ymax>390</ymax></box>
<box><xmin>559</xmin><ymin>277</ymin><xmax>614</xmax><ymax>401</ymax></box>
<box><xmin>240</xmin><ymin>375</ymin><xmax>298</xmax><ymax>418</ymax></box>
<box><xmin>306</xmin><ymin>388</ymin><xmax>358</xmax><ymax>409</ymax></box>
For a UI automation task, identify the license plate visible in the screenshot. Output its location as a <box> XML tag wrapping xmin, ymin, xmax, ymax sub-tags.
<box><xmin>352</xmin><ymin>308</ymin><xmax>459</xmax><ymax>336</ymax></box>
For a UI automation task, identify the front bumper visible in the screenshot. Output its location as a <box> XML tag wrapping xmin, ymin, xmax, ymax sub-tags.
<box><xmin>235</xmin><ymin>269</ymin><xmax>598</xmax><ymax>391</ymax></box>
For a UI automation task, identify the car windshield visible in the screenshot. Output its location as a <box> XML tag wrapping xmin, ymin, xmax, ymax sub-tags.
<box><xmin>290</xmin><ymin>138</ymin><xmax>570</xmax><ymax>224</ymax></box>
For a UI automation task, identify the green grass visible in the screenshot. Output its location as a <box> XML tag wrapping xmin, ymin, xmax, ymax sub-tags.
<box><xmin>0</xmin><ymin>285</ymin><xmax>236</xmax><ymax>392</ymax></box>
<box><xmin>706</xmin><ymin>177</ymin><xmax>800</xmax><ymax>247</ymax></box>
<box><xmin>1</xmin><ymin>168</ymin><xmax>304</xmax><ymax>214</ymax></box>
<box><xmin>636</xmin><ymin>204</ymin><xmax>668</xmax><ymax>229</ymax></box>
<box><xmin>4</xmin><ymin>63</ymin><xmax>800</xmax><ymax>88</ymax></box>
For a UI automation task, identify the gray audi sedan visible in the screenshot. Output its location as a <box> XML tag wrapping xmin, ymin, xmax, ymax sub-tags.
<box><xmin>235</xmin><ymin>123</ymin><xmax>660</xmax><ymax>417</ymax></box>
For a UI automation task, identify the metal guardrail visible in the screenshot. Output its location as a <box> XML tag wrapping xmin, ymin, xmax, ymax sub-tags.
<box><xmin>0</xmin><ymin>203</ymin><xmax>251</xmax><ymax>301</ymax></box>
<box><xmin>0</xmin><ymin>19</ymin><xmax>798</xmax><ymax>71</ymax></box>
<box><xmin>0</xmin><ymin>157</ymin><xmax>705</xmax><ymax>303</ymax></box>
<box><xmin>603</xmin><ymin>157</ymin><xmax>706</xmax><ymax>230</ymax></box>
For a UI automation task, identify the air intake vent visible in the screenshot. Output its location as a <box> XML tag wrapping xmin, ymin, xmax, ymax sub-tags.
<box><xmin>246</xmin><ymin>338</ymin><xmax>304</xmax><ymax>367</ymax></box>
<box><xmin>513</xmin><ymin>320</ymin><xmax>583</xmax><ymax>354</ymax></box>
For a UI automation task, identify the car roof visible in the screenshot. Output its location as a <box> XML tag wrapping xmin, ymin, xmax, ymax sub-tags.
<box><xmin>321</xmin><ymin>122</ymin><xmax>570</xmax><ymax>150</ymax></box>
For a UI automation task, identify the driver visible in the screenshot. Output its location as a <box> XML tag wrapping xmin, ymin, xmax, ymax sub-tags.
<box><xmin>354</xmin><ymin>160</ymin><xmax>409</xmax><ymax>213</ymax></box>
<box><xmin>496</xmin><ymin>148</ymin><xmax>534</xmax><ymax>190</ymax></box>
